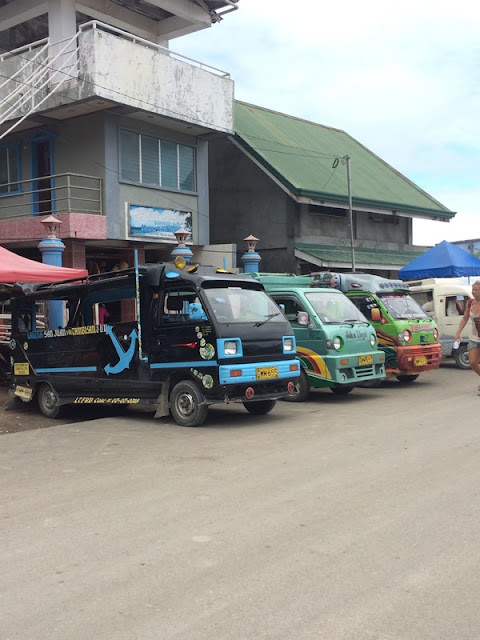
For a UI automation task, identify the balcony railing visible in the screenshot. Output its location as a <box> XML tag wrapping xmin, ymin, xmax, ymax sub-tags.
<box><xmin>0</xmin><ymin>173</ymin><xmax>103</xmax><ymax>220</ymax></box>
<box><xmin>0</xmin><ymin>20</ymin><xmax>234</xmax><ymax>136</ymax></box>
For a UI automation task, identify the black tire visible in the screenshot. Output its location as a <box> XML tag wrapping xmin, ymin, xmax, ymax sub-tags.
<box><xmin>243</xmin><ymin>399</ymin><xmax>276</xmax><ymax>415</ymax></box>
<box><xmin>454</xmin><ymin>344</ymin><xmax>471</xmax><ymax>370</ymax></box>
<box><xmin>170</xmin><ymin>380</ymin><xmax>208</xmax><ymax>427</ymax></box>
<box><xmin>396</xmin><ymin>374</ymin><xmax>419</xmax><ymax>383</ymax></box>
<box><xmin>37</xmin><ymin>383</ymin><xmax>63</xmax><ymax>419</ymax></box>
<box><xmin>330</xmin><ymin>384</ymin><xmax>354</xmax><ymax>395</ymax></box>
<box><xmin>283</xmin><ymin>368</ymin><xmax>310</xmax><ymax>402</ymax></box>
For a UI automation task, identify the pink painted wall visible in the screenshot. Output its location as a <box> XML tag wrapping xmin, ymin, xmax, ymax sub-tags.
<box><xmin>0</xmin><ymin>213</ymin><xmax>106</xmax><ymax>243</ymax></box>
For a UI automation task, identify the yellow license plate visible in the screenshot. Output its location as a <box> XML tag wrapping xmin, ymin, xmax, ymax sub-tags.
<box><xmin>14</xmin><ymin>385</ymin><xmax>33</xmax><ymax>400</ymax></box>
<box><xmin>14</xmin><ymin>362</ymin><xmax>29</xmax><ymax>376</ymax></box>
<box><xmin>359</xmin><ymin>355</ymin><xmax>373</xmax><ymax>365</ymax></box>
<box><xmin>414</xmin><ymin>356</ymin><xmax>428</xmax><ymax>366</ymax></box>
<box><xmin>256</xmin><ymin>366</ymin><xmax>279</xmax><ymax>380</ymax></box>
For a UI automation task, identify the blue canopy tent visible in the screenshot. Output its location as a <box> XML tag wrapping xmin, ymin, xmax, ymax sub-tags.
<box><xmin>399</xmin><ymin>240</ymin><xmax>480</xmax><ymax>280</ymax></box>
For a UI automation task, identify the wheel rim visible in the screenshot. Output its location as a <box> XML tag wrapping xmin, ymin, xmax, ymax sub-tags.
<box><xmin>176</xmin><ymin>391</ymin><xmax>196</xmax><ymax>418</ymax></box>
<box><xmin>460</xmin><ymin>351</ymin><xmax>470</xmax><ymax>367</ymax></box>
<box><xmin>43</xmin><ymin>388</ymin><xmax>57</xmax><ymax>411</ymax></box>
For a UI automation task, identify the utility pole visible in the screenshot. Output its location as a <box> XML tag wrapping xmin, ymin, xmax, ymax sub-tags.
<box><xmin>344</xmin><ymin>155</ymin><xmax>356</xmax><ymax>272</ymax></box>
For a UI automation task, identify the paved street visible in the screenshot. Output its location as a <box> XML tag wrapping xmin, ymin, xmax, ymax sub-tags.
<box><xmin>1</xmin><ymin>364</ymin><xmax>480</xmax><ymax>640</ymax></box>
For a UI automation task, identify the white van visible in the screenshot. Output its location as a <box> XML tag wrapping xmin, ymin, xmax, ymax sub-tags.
<box><xmin>408</xmin><ymin>278</ymin><xmax>472</xmax><ymax>369</ymax></box>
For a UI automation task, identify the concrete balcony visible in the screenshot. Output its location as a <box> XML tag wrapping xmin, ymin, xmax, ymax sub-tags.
<box><xmin>0</xmin><ymin>21</ymin><xmax>234</xmax><ymax>135</ymax></box>
<box><xmin>0</xmin><ymin>173</ymin><xmax>106</xmax><ymax>243</ymax></box>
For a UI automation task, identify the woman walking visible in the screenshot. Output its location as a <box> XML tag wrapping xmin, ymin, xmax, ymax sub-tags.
<box><xmin>454</xmin><ymin>280</ymin><xmax>480</xmax><ymax>394</ymax></box>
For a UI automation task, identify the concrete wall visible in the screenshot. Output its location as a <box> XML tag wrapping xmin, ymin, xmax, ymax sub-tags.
<box><xmin>104</xmin><ymin>114</ymin><xmax>207</xmax><ymax>243</ymax></box>
<box><xmin>208</xmin><ymin>137</ymin><xmax>296</xmax><ymax>272</ymax></box>
<box><xmin>209</xmin><ymin>136</ymin><xmax>416</xmax><ymax>273</ymax></box>
<box><xmin>298</xmin><ymin>204</ymin><xmax>411</xmax><ymax>249</ymax></box>
<box><xmin>0</xmin><ymin>27</ymin><xmax>233</xmax><ymax>134</ymax></box>
<box><xmin>55</xmin><ymin>113</ymin><xmax>105</xmax><ymax>178</ymax></box>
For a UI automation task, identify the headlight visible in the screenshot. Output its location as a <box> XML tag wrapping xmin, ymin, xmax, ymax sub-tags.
<box><xmin>370</xmin><ymin>333</ymin><xmax>376</xmax><ymax>348</ymax></box>
<box><xmin>284</xmin><ymin>337</ymin><xmax>294</xmax><ymax>352</ymax></box>
<box><xmin>224</xmin><ymin>340</ymin><xmax>237</xmax><ymax>355</ymax></box>
<box><xmin>397</xmin><ymin>329</ymin><xmax>412</xmax><ymax>343</ymax></box>
<box><xmin>433</xmin><ymin>327</ymin><xmax>439</xmax><ymax>340</ymax></box>
<box><xmin>333</xmin><ymin>336</ymin><xmax>343</xmax><ymax>351</ymax></box>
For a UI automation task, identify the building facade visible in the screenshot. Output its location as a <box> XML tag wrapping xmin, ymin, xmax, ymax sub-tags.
<box><xmin>0</xmin><ymin>0</ymin><xmax>239</xmax><ymax>272</ymax></box>
<box><xmin>208</xmin><ymin>101</ymin><xmax>455</xmax><ymax>277</ymax></box>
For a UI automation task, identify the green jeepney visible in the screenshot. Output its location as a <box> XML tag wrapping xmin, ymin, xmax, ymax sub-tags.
<box><xmin>249</xmin><ymin>273</ymin><xmax>385</xmax><ymax>401</ymax></box>
<box><xmin>311</xmin><ymin>272</ymin><xmax>442</xmax><ymax>382</ymax></box>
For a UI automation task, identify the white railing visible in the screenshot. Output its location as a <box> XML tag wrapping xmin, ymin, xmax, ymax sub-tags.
<box><xmin>0</xmin><ymin>173</ymin><xmax>103</xmax><ymax>219</ymax></box>
<box><xmin>78</xmin><ymin>20</ymin><xmax>230</xmax><ymax>78</ymax></box>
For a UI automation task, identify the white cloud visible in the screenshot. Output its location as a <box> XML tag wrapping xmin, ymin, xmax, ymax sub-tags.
<box><xmin>174</xmin><ymin>0</ymin><xmax>480</xmax><ymax>245</ymax></box>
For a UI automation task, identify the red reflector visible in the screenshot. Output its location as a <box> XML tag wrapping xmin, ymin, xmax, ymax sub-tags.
<box><xmin>245</xmin><ymin>387</ymin><xmax>255</xmax><ymax>399</ymax></box>
<box><xmin>287</xmin><ymin>381</ymin><xmax>295</xmax><ymax>393</ymax></box>
<box><xmin>230</xmin><ymin>370</ymin><xmax>242</xmax><ymax>377</ymax></box>
<box><xmin>289</xmin><ymin>364</ymin><xmax>299</xmax><ymax>371</ymax></box>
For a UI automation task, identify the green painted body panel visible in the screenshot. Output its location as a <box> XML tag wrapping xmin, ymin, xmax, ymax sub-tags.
<box><xmin>249</xmin><ymin>273</ymin><xmax>385</xmax><ymax>389</ymax></box>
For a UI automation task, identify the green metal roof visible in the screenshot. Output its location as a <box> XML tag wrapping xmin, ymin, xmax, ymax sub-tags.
<box><xmin>234</xmin><ymin>101</ymin><xmax>454</xmax><ymax>220</ymax></box>
<box><xmin>296</xmin><ymin>243</ymin><xmax>425</xmax><ymax>268</ymax></box>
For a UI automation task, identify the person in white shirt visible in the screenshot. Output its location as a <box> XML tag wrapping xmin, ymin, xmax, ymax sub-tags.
<box><xmin>422</xmin><ymin>293</ymin><xmax>434</xmax><ymax>313</ymax></box>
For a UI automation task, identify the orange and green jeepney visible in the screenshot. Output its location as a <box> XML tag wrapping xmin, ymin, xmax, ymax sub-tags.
<box><xmin>311</xmin><ymin>272</ymin><xmax>442</xmax><ymax>383</ymax></box>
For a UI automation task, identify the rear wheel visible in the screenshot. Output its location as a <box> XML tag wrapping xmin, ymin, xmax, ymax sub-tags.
<box><xmin>37</xmin><ymin>383</ymin><xmax>63</xmax><ymax>419</ymax></box>
<box><xmin>454</xmin><ymin>344</ymin><xmax>470</xmax><ymax>370</ymax></box>
<box><xmin>283</xmin><ymin>368</ymin><xmax>310</xmax><ymax>402</ymax></box>
<box><xmin>330</xmin><ymin>385</ymin><xmax>354</xmax><ymax>395</ymax></box>
<box><xmin>396</xmin><ymin>374</ymin><xmax>419</xmax><ymax>383</ymax></box>
<box><xmin>170</xmin><ymin>380</ymin><xmax>208</xmax><ymax>427</ymax></box>
<box><xmin>243</xmin><ymin>399</ymin><xmax>276</xmax><ymax>415</ymax></box>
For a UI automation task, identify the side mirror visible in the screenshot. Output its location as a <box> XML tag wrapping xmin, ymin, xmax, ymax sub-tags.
<box><xmin>297</xmin><ymin>311</ymin><xmax>309</xmax><ymax>326</ymax></box>
<box><xmin>370</xmin><ymin>307</ymin><xmax>381</xmax><ymax>322</ymax></box>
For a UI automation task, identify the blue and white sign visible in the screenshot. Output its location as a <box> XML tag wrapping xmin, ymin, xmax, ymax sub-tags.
<box><xmin>128</xmin><ymin>205</ymin><xmax>192</xmax><ymax>240</ymax></box>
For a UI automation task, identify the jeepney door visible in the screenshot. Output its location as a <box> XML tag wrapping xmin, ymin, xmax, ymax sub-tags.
<box><xmin>150</xmin><ymin>287</ymin><xmax>213</xmax><ymax>369</ymax></box>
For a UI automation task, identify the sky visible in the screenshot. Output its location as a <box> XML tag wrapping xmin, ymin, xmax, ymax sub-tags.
<box><xmin>174</xmin><ymin>0</ymin><xmax>480</xmax><ymax>247</ymax></box>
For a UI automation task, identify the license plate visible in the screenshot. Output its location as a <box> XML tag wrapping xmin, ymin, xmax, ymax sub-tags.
<box><xmin>256</xmin><ymin>366</ymin><xmax>279</xmax><ymax>380</ymax></box>
<box><xmin>359</xmin><ymin>355</ymin><xmax>373</xmax><ymax>365</ymax></box>
<box><xmin>14</xmin><ymin>362</ymin><xmax>29</xmax><ymax>376</ymax></box>
<box><xmin>414</xmin><ymin>356</ymin><xmax>428</xmax><ymax>366</ymax></box>
<box><xmin>14</xmin><ymin>385</ymin><xmax>33</xmax><ymax>400</ymax></box>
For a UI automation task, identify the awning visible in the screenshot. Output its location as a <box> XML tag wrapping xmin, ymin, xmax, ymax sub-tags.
<box><xmin>0</xmin><ymin>246</ymin><xmax>88</xmax><ymax>283</ymax></box>
<box><xmin>295</xmin><ymin>243</ymin><xmax>425</xmax><ymax>272</ymax></box>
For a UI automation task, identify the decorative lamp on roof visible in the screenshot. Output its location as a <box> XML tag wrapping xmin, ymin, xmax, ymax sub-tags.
<box><xmin>40</xmin><ymin>214</ymin><xmax>62</xmax><ymax>239</ymax></box>
<box><xmin>241</xmin><ymin>234</ymin><xmax>261</xmax><ymax>273</ymax></box>
<box><xmin>171</xmin><ymin>228</ymin><xmax>193</xmax><ymax>263</ymax></box>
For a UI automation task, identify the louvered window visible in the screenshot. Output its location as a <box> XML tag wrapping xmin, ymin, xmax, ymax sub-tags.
<box><xmin>120</xmin><ymin>130</ymin><xmax>196</xmax><ymax>193</ymax></box>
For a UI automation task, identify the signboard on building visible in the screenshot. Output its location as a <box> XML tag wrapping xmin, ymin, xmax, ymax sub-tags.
<box><xmin>128</xmin><ymin>205</ymin><xmax>192</xmax><ymax>241</ymax></box>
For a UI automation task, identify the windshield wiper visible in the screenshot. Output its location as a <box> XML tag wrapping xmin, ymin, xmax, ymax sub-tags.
<box><xmin>254</xmin><ymin>312</ymin><xmax>281</xmax><ymax>327</ymax></box>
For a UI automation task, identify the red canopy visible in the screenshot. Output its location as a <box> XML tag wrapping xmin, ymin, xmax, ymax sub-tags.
<box><xmin>0</xmin><ymin>246</ymin><xmax>88</xmax><ymax>283</ymax></box>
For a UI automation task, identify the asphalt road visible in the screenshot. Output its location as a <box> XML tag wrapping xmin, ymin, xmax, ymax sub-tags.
<box><xmin>2</xmin><ymin>364</ymin><xmax>480</xmax><ymax>640</ymax></box>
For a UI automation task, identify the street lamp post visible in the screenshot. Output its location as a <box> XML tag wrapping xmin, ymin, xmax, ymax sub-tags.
<box><xmin>344</xmin><ymin>155</ymin><xmax>356</xmax><ymax>273</ymax></box>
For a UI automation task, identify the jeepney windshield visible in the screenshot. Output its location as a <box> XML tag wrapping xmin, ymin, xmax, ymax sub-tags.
<box><xmin>379</xmin><ymin>293</ymin><xmax>428</xmax><ymax>320</ymax></box>
<box><xmin>305</xmin><ymin>291</ymin><xmax>368</xmax><ymax>324</ymax></box>
<box><xmin>203</xmin><ymin>287</ymin><xmax>284</xmax><ymax>324</ymax></box>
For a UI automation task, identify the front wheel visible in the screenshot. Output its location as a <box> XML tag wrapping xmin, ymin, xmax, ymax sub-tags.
<box><xmin>330</xmin><ymin>385</ymin><xmax>354</xmax><ymax>395</ymax></box>
<box><xmin>243</xmin><ymin>399</ymin><xmax>276</xmax><ymax>415</ymax></box>
<box><xmin>454</xmin><ymin>344</ymin><xmax>470</xmax><ymax>370</ymax></box>
<box><xmin>396</xmin><ymin>374</ymin><xmax>419</xmax><ymax>383</ymax></box>
<box><xmin>170</xmin><ymin>380</ymin><xmax>208</xmax><ymax>427</ymax></box>
<box><xmin>37</xmin><ymin>383</ymin><xmax>63</xmax><ymax>419</ymax></box>
<box><xmin>283</xmin><ymin>368</ymin><xmax>310</xmax><ymax>402</ymax></box>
